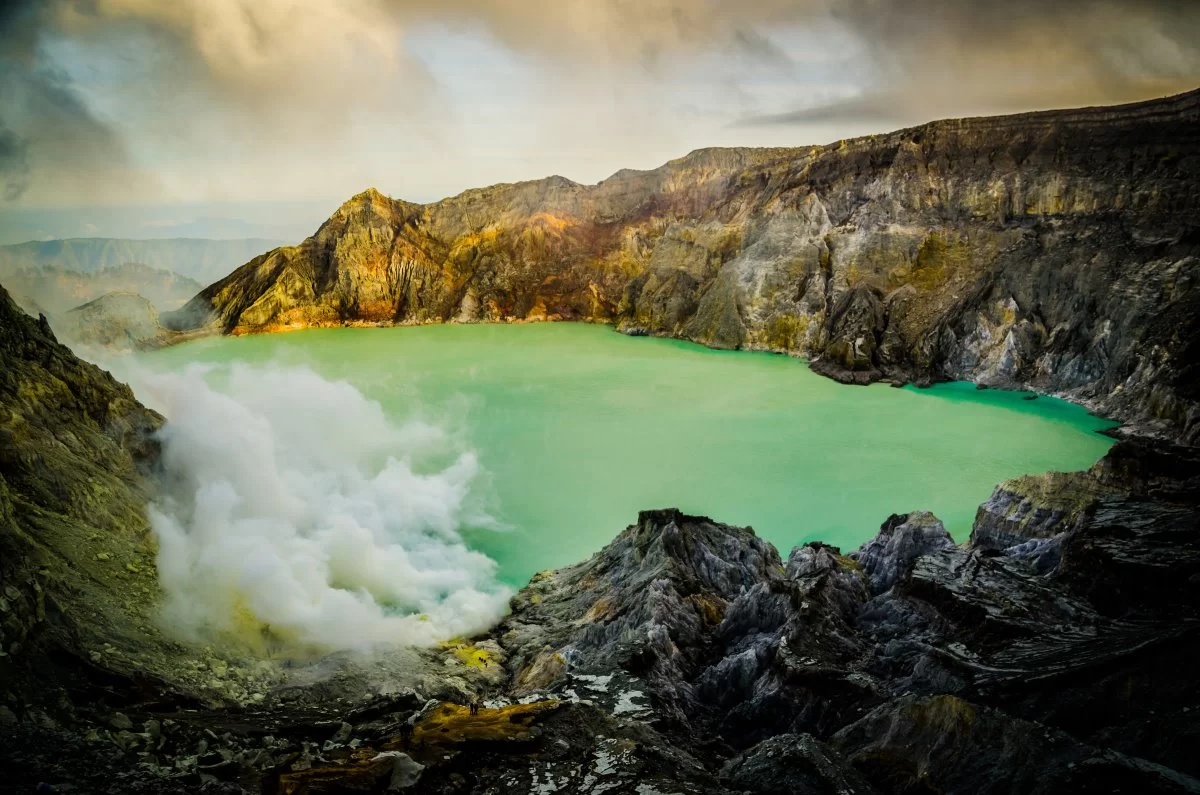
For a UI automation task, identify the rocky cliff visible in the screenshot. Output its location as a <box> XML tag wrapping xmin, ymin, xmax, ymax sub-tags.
<box><xmin>173</xmin><ymin>89</ymin><xmax>1200</xmax><ymax>439</ymax></box>
<box><xmin>0</xmin><ymin>284</ymin><xmax>172</xmax><ymax>713</ymax></box>
<box><xmin>2</xmin><ymin>284</ymin><xmax>1198</xmax><ymax>793</ymax></box>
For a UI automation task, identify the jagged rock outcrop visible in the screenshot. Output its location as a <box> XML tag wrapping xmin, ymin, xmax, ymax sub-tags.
<box><xmin>849</xmin><ymin>510</ymin><xmax>954</xmax><ymax>593</ymax></box>
<box><xmin>172</xmin><ymin>89</ymin><xmax>1200</xmax><ymax>439</ymax></box>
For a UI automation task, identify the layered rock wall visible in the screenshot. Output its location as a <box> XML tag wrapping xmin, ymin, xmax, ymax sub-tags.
<box><xmin>174</xmin><ymin>90</ymin><xmax>1200</xmax><ymax>438</ymax></box>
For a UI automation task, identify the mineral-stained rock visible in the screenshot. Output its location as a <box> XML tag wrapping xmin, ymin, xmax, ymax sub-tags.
<box><xmin>171</xmin><ymin>89</ymin><xmax>1200</xmax><ymax>440</ymax></box>
<box><xmin>3</xmin><ymin>275</ymin><xmax>1199</xmax><ymax>793</ymax></box>
<box><xmin>0</xmin><ymin>284</ymin><xmax>171</xmax><ymax>708</ymax></box>
<box><xmin>969</xmin><ymin>470</ymin><xmax>1107</xmax><ymax>570</ymax></box>
<box><xmin>849</xmin><ymin>511</ymin><xmax>954</xmax><ymax>593</ymax></box>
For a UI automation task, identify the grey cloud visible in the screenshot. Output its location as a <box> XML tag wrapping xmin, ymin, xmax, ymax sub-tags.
<box><xmin>2</xmin><ymin>0</ymin><xmax>1198</xmax><ymax>203</ymax></box>
<box><xmin>743</xmin><ymin>0</ymin><xmax>1200</xmax><ymax>126</ymax></box>
<box><xmin>0</xmin><ymin>123</ymin><xmax>29</xmax><ymax>200</ymax></box>
<box><xmin>0</xmin><ymin>0</ymin><xmax>139</xmax><ymax>202</ymax></box>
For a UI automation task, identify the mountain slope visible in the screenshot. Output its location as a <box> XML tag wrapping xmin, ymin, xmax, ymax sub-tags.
<box><xmin>53</xmin><ymin>292</ymin><xmax>164</xmax><ymax>350</ymax></box>
<box><xmin>0</xmin><ymin>285</ymin><xmax>173</xmax><ymax>710</ymax></box>
<box><xmin>176</xmin><ymin>90</ymin><xmax>1200</xmax><ymax>440</ymax></box>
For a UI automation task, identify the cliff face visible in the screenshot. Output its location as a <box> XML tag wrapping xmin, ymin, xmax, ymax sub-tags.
<box><xmin>174</xmin><ymin>90</ymin><xmax>1200</xmax><ymax>439</ymax></box>
<box><xmin>3</xmin><ymin>279</ymin><xmax>1198</xmax><ymax>793</ymax></box>
<box><xmin>0</xmin><ymin>285</ymin><xmax>169</xmax><ymax>710</ymax></box>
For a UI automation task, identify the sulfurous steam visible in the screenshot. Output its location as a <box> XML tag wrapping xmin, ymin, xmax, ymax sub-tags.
<box><xmin>131</xmin><ymin>361</ymin><xmax>510</xmax><ymax>652</ymax></box>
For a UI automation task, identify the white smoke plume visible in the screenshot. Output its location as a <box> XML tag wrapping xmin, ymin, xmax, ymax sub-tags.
<box><xmin>131</xmin><ymin>361</ymin><xmax>510</xmax><ymax>652</ymax></box>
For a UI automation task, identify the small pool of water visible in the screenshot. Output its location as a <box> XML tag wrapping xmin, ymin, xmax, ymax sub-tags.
<box><xmin>142</xmin><ymin>323</ymin><xmax>1116</xmax><ymax>585</ymax></box>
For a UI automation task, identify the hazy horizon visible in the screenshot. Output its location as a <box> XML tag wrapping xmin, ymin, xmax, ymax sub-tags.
<box><xmin>3</xmin><ymin>1</ymin><xmax>1199</xmax><ymax>244</ymax></box>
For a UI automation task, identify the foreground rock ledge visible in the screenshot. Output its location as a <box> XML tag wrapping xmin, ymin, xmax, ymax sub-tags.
<box><xmin>5</xmin><ymin>461</ymin><xmax>1199</xmax><ymax>790</ymax></box>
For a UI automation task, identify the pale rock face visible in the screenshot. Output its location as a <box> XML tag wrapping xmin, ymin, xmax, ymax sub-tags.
<box><xmin>848</xmin><ymin>511</ymin><xmax>955</xmax><ymax>594</ymax></box>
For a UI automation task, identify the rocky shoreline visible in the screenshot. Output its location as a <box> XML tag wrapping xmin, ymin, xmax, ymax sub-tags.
<box><xmin>4</xmin><ymin>87</ymin><xmax>1200</xmax><ymax>794</ymax></box>
<box><xmin>167</xmin><ymin>89</ymin><xmax>1200</xmax><ymax>442</ymax></box>
<box><xmin>152</xmin><ymin>312</ymin><xmax>1179</xmax><ymax>443</ymax></box>
<box><xmin>2</xmin><ymin>281</ymin><xmax>1198</xmax><ymax>793</ymax></box>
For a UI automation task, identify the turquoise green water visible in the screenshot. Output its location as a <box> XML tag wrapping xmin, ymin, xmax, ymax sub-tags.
<box><xmin>142</xmin><ymin>323</ymin><xmax>1116</xmax><ymax>586</ymax></box>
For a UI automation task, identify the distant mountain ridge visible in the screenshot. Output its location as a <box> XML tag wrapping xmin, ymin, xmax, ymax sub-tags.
<box><xmin>176</xmin><ymin>88</ymin><xmax>1200</xmax><ymax>441</ymax></box>
<box><xmin>5</xmin><ymin>262</ymin><xmax>203</xmax><ymax>316</ymax></box>
<box><xmin>54</xmin><ymin>292</ymin><xmax>164</xmax><ymax>350</ymax></box>
<box><xmin>0</xmin><ymin>237</ymin><xmax>286</xmax><ymax>286</ymax></box>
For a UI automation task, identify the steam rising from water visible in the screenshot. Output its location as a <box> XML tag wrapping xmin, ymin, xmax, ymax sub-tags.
<box><xmin>135</xmin><ymin>362</ymin><xmax>510</xmax><ymax>651</ymax></box>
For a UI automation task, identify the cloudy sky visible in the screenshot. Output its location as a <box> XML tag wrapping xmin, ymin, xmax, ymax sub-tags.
<box><xmin>1</xmin><ymin>0</ymin><xmax>1198</xmax><ymax>242</ymax></box>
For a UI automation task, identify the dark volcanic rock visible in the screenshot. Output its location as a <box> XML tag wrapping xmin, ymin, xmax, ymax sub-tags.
<box><xmin>833</xmin><ymin>694</ymin><xmax>1200</xmax><ymax>795</ymax></box>
<box><xmin>4</xmin><ymin>270</ymin><xmax>1200</xmax><ymax>793</ymax></box>
<box><xmin>498</xmin><ymin>509</ymin><xmax>789</xmax><ymax>723</ymax></box>
<box><xmin>849</xmin><ymin>511</ymin><xmax>955</xmax><ymax>594</ymax></box>
<box><xmin>810</xmin><ymin>284</ymin><xmax>886</xmax><ymax>385</ymax></box>
<box><xmin>721</xmin><ymin>733</ymin><xmax>876</xmax><ymax>795</ymax></box>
